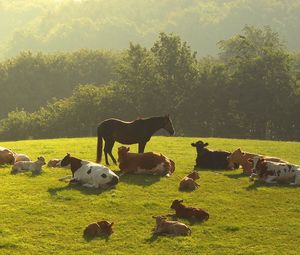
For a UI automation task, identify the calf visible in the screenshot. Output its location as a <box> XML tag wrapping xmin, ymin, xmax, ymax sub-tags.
<box><xmin>191</xmin><ymin>141</ymin><xmax>238</xmax><ymax>170</ymax></box>
<box><xmin>58</xmin><ymin>153</ymin><xmax>119</xmax><ymax>189</ymax></box>
<box><xmin>14</xmin><ymin>153</ymin><xmax>30</xmax><ymax>162</ymax></box>
<box><xmin>47</xmin><ymin>159</ymin><xmax>62</xmax><ymax>168</ymax></box>
<box><xmin>250</xmin><ymin>156</ymin><xmax>300</xmax><ymax>185</ymax></box>
<box><xmin>179</xmin><ymin>171</ymin><xmax>200</xmax><ymax>191</ymax></box>
<box><xmin>0</xmin><ymin>147</ymin><xmax>15</xmax><ymax>165</ymax></box>
<box><xmin>152</xmin><ymin>216</ymin><xmax>191</xmax><ymax>236</ymax></box>
<box><xmin>117</xmin><ymin>146</ymin><xmax>175</xmax><ymax>176</ymax></box>
<box><xmin>83</xmin><ymin>220</ymin><xmax>114</xmax><ymax>238</ymax></box>
<box><xmin>170</xmin><ymin>199</ymin><xmax>209</xmax><ymax>221</ymax></box>
<box><xmin>11</xmin><ymin>156</ymin><xmax>46</xmax><ymax>174</ymax></box>
<box><xmin>228</xmin><ymin>148</ymin><xmax>286</xmax><ymax>174</ymax></box>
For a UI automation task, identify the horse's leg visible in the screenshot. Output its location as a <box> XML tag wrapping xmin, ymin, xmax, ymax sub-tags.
<box><xmin>138</xmin><ymin>142</ymin><xmax>147</xmax><ymax>153</ymax></box>
<box><xmin>104</xmin><ymin>139</ymin><xmax>117</xmax><ymax>165</ymax></box>
<box><xmin>103</xmin><ymin>140</ymin><xmax>110</xmax><ymax>165</ymax></box>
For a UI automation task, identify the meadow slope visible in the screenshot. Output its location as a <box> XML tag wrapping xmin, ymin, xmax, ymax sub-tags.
<box><xmin>0</xmin><ymin>137</ymin><xmax>300</xmax><ymax>255</ymax></box>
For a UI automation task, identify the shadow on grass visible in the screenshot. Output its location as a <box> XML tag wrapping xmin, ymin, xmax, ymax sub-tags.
<box><xmin>83</xmin><ymin>234</ymin><xmax>111</xmax><ymax>242</ymax></box>
<box><xmin>224</xmin><ymin>172</ymin><xmax>248</xmax><ymax>179</ymax></box>
<box><xmin>145</xmin><ymin>234</ymin><xmax>159</xmax><ymax>243</ymax></box>
<box><xmin>119</xmin><ymin>174</ymin><xmax>161</xmax><ymax>187</ymax></box>
<box><xmin>245</xmin><ymin>180</ymin><xmax>300</xmax><ymax>191</ymax></box>
<box><xmin>193</xmin><ymin>166</ymin><xmax>233</xmax><ymax>173</ymax></box>
<box><xmin>0</xmin><ymin>164</ymin><xmax>10</xmax><ymax>169</ymax></box>
<box><xmin>48</xmin><ymin>183</ymin><xmax>116</xmax><ymax>196</ymax></box>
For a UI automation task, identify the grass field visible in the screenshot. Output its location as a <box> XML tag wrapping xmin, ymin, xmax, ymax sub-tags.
<box><xmin>0</xmin><ymin>136</ymin><xmax>300</xmax><ymax>255</ymax></box>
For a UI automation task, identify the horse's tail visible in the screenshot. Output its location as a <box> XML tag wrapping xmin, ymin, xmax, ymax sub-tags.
<box><xmin>96</xmin><ymin>125</ymin><xmax>103</xmax><ymax>163</ymax></box>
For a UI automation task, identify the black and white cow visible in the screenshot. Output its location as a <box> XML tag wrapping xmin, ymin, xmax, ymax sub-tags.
<box><xmin>58</xmin><ymin>153</ymin><xmax>119</xmax><ymax>189</ymax></box>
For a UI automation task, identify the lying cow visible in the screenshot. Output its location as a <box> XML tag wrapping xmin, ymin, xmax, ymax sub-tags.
<box><xmin>170</xmin><ymin>199</ymin><xmax>209</xmax><ymax>222</ymax></box>
<box><xmin>179</xmin><ymin>171</ymin><xmax>200</xmax><ymax>191</ymax></box>
<box><xmin>83</xmin><ymin>220</ymin><xmax>114</xmax><ymax>238</ymax></box>
<box><xmin>117</xmin><ymin>146</ymin><xmax>175</xmax><ymax>176</ymax></box>
<box><xmin>58</xmin><ymin>153</ymin><xmax>119</xmax><ymax>189</ymax></box>
<box><xmin>14</xmin><ymin>153</ymin><xmax>30</xmax><ymax>162</ymax></box>
<box><xmin>152</xmin><ymin>216</ymin><xmax>191</xmax><ymax>236</ymax></box>
<box><xmin>0</xmin><ymin>146</ymin><xmax>15</xmax><ymax>165</ymax></box>
<box><xmin>191</xmin><ymin>141</ymin><xmax>238</xmax><ymax>170</ymax></box>
<box><xmin>249</xmin><ymin>156</ymin><xmax>300</xmax><ymax>185</ymax></box>
<box><xmin>228</xmin><ymin>148</ymin><xmax>286</xmax><ymax>174</ymax></box>
<box><xmin>47</xmin><ymin>159</ymin><xmax>61</xmax><ymax>168</ymax></box>
<box><xmin>11</xmin><ymin>156</ymin><xmax>46</xmax><ymax>174</ymax></box>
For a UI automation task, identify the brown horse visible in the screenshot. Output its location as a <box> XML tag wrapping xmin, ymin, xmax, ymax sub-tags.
<box><xmin>96</xmin><ymin>115</ymin><xmax>175</xmax><ymax>165</ymax></box>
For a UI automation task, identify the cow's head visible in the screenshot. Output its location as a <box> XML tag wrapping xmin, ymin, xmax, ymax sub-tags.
<box><xmin>187</xmin><ymin>171</ymin><xmax>200</xmax><ymax>180</ymax></box>
<box><xmin>58</xmin><ymin>153</ymin><xmax>82</xmax><ymax>174</ymax></box>
<box><xmin>97</xmin><ymin>221</ymin><xmax>114</xmax><ymax>235</ymax></box>
<box><xmin>96</xmin><ymin>166</ymin><xmax>119</xmax><ymax>188</ymax></box>
<box><xmin>249</xmin><ymin>156</ymin><xmax>267</xmax><ymax>178</ymax></box>
<box><xmin>170</xmin><ymin>199</ymin><xmax>184</xmax><ymax>210</ymax></box>
<box><xmin>37</xmin><ymin>156</ymin><xmax>46</xmax><ymax>165</ymax></box>
<box><xmin>117</xmin><ymin>146</ymin><xmax>130</xmax><ymax>162</ymax></box>
<box><xmin>227</xmin><ymin>148</ymin><xmax>244</xmax><ymax>163</ymax></box>
<box><xmin>191</xmin><ymin>141</ymin><xmax>209</xmax><ymax>154</ymax></box>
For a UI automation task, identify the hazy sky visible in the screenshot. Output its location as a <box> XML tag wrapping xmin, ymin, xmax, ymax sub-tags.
<box><xmin>0</xmin><ymin>0</ymin><xmax>299</xmax><ymax>58</ymax></box>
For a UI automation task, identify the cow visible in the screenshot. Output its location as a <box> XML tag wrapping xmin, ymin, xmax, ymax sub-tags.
<box><xmin>170</xmin><ymin>199</ymin><xmax>209</xmax><ymax>222</ymax></box>
<box><xmin>117</xmin><ymin>146</ymin><xmax>175</xmax><ymax>176</ymax></box>
<box><xmin>152</xmin><ymin>216</ymin><xmax>191</xmax><ymax>236</ymax></box>
<box><xmin>191</xmin><ymin>141</ymin><xmax>238</xmax><ymax>169</ymax></box>
<box><xmin>179</xmin><ymin>171</ymin><xmax>200</xmax><ymax>191</ymax></box>
<box><xmin>249</xmin><ymin>156</ymin><xmax>300</xmax><ymax>185</ymax></box>
<box><xmin>58</xmin><ymin>153</ymin><xmax>119</xmax><ymax>189</ymax></box>
<box><xmin>83</xmin><ymin>220</ymin><xmax>114</xmax><ymax>238</ymax></box>
<box><xmin>0</xmin><ymin>146</ymin><xmax>15</xmax><ymax>165</ymax></box>
<box><xmin>228</xmin><ymin>148</ymin><xmax>286</xmax><ymax>174</ymax></box>
<box><xmin>11</xmin><ymin>156</ymin><xmax>46</xmax><ymax>174</ymax></box>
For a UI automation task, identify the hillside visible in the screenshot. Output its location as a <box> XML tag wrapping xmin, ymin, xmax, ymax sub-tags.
<box><xmin>0</xmin><ymin>136</ymin><xmax>300</xmax><ymax>254</ymax></box>
<box><xmin>1</xmin><ymin>0</ymin><xmax>300</xmax><ymax>58</ymax></box>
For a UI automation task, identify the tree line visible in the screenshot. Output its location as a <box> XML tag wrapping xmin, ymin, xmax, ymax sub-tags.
<box><xmin>0</xmin><ymin>26</ymin><xmax>300</xmax><ymax>141</ymax></box>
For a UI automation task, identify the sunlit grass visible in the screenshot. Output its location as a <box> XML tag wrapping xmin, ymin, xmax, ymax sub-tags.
<box><xmin>0</xmin><ymin>137</ymin><xmax>300</xmax><ymax>255</ymax></box>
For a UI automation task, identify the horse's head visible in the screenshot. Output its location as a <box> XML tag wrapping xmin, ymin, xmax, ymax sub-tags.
<box><xmin>163</xmin><ymin>115</ymin><xmax>175</xmax><ymax>135</ymax></box>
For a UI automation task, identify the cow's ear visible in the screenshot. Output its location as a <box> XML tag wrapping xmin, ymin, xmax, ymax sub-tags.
<box><xmin>237</xmin><ymin>148</ymin><xmax>241</xmax><ymax>152</ymax></box>
<box><xmin>179</xmin><ymin>199</ymin><xmax>184</xmax><ymax>203</ymax></box>
<box><xmin>110</xmin><ymin>222</ymin><xmax>114</xmax><ymax>227</ymax></box>
<box><xmin>204</xmin><ymin>143</ymin><xmax>209</xmax><ymax>147</ymax></box>
<box><xmin>126</xmin><ymin>147</ymin><xmax>130</xmax><ymax>152</ymax></box>
<box><xmin>191</xmin><ymin>143</ymin><xmax>196</xmax><ymax>147</ymax></box>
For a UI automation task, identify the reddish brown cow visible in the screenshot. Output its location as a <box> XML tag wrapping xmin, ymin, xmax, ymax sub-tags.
<box><xmin>179</xmin><ymin>171</ymin><xmax>200</xmax><ymax>191</ymax></box>
<box><xmin>170</xmin><ymin>199</ymin><xmax>209</xmax><ymax>221</ymax></box>
<box><xmin>0</xmin><ymin>147</ymin><xmax>15</xmax><ymax>165</ymax></box>
<box><xmin>83</xmin><ymin>220</ymin><xmax>114</xmax><ymax>238</ymax></box>
<box><xmin>117</xmin><ymin>146</ymin><xmax>175</xmax><ymax>176</ymax></box>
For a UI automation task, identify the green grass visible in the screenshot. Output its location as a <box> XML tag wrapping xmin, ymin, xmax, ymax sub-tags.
<box><xmin>0</xmin><ymin>136</ymin><xmax>300</xmax><ymax>255</ymax></box>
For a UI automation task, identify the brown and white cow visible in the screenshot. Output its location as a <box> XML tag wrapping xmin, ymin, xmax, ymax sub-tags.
<box><xmin>250</xmin><ymin>156</ymin><xmax>300</xmax><ymax>185</ymax></box>
<box><xmin>117</xmin><ymin>146</ymin><xmax>175</xmax><ymax>176</ymax></box>
<box><xmin>228</xmin><ymin>148</ymin><xmax>287</xmax><ymax>175</ymax></box>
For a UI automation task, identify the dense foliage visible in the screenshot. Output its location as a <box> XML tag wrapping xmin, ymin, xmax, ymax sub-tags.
<box><xmin>0</xmin><ymin>49</ymin><xmax>119</xmax><ymax>119</ymax></box>
<box><xmin>0</xmin><ymin>26</ymin><xmax>300</xmax><ymax>141</ymax></box>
